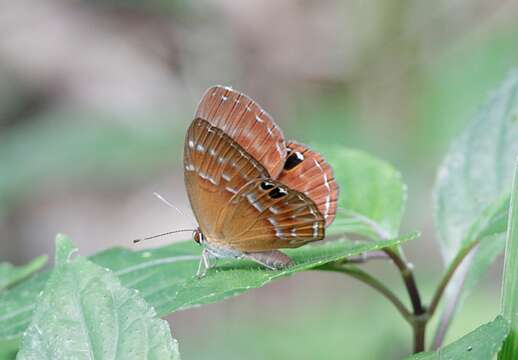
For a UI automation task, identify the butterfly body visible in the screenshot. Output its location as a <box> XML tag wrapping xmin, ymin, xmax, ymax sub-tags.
<box><xmin>185</xmin><ymin>86</ymin><xmax>339</xmax><ymax>277</ymax></box>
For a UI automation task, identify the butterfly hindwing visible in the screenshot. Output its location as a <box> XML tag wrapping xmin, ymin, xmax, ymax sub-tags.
<box><xmin>276</xmin><ymin>142</ymin><xmax>339</xmax><ymax>226</ymax></box>
<box><xmin>195</xmin><ymin>85</ymin><xmax>287</xmax><ymax>178</ymax></box>
<box><xmin>216</xmin><ymin>178</ymin><xmax>325</xmax><ymax>252</ymax></box>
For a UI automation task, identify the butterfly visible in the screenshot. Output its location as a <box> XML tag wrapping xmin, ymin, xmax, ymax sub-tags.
<box><xmin>184</xmin><ymin>86</ymin><xmax>339</xmax><ymax>277</ymax></box>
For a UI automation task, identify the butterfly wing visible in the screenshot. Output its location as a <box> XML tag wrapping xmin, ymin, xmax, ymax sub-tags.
<box><xmin>184</xmin><ymin>118</ymin><xmax>269</xmax><ymax>238</ymax></box>
<box><xmin>276</xmin><ymin>142</ymin><xmax>339</xmax><ymax>226</ymax></box>
<box><xmin>215</xmin><ymin>178</ymin><xmax>325</xmax><ymax>252</ymax></box>
<box><xmin>195</xmin><ymin>85</ymin><xmax>287</xmax><ymax>178</ymax></box>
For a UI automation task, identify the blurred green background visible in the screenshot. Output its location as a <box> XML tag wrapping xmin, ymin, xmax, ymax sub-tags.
<box><xmin>0</xmin><ymin>1</ymin><xmax>517</xmax><ymax>358</ymax></box>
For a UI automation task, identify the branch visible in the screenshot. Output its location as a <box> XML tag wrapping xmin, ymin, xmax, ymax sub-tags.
<box><xmin>427</xmin><ymin>241</ymin><xmax>479</xmax><ymax>319</ymax></box>
<box><xmin>318</xmin><ymin>263</ymin><xmax>413</xmax><ymax>323</ymax></box>
<box><xmin>384</xmin><ymin>248</ymin><xmax>425</xmax><ymax>316</ymax></box>
<box><xmin>333</xmin><ymin>210</ymin><xmax>426</xmax><ymax>352</ymax></box>
<box><xmin>429</xmin><ymin>241</ymin><xmax>479</xmax><ymax>349</ymax></box>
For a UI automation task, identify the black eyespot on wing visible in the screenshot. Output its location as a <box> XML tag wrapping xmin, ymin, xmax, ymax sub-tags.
<box><xmin>283</xmin><ymin>151</ymin><xmax>304</xmax><ymax>170</ymax></box>
<box><xmin>269</xmin><ymin>186</ymin><xmax>288</xmax><ymax>199</ymax></box>
<box><xmin>260</xmin><ymin>181</ymin><xmax>275</xmax><ymax>190</ymax></box>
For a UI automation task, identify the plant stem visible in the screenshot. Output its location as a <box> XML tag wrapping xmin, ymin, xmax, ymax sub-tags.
<box><xmin>413</xmin><ymin>318</ymin><xmax>427</xmax><ymax>354</ymax></box>
<box><xmin>427</xmin><ymin>241</ymin><xmax>479</xmax><ymax>319</ymax></box>
<box><xmin>432</xmin><ymin>265</ymin><xmax>469</xmax><ymax>350</ymax></box>
<box><xmin>332</xmin><ymin>214</ymin><xmax>482</xmax><ymax>353</ymax></box>
<box><xmin>318</xmin><ymin>263</ymin><xmax>413</xmax><ymax>322</ymax></box>
<box><xmin>384</xmin><ymin>248</ymin><xmax>425</xmax><ymax>316</ymax></box>
<box><xmin>342</xmin><ymin>215</ymin><xmax>427</xmax><ymax>351</ymax></box>
<box><xmin>429</xmin><ymin>242</ymin><xmax>479</xmax><ymax>349</ymax></box>
<box><xmin>383</xmin><ymin>248</ymin><xmax>426</xmax><ymax>352</ymax></box>
<box><xmin>324</xmin><ymin>228</ymin><xmax>480</xmax><ymax>353</ymax></box>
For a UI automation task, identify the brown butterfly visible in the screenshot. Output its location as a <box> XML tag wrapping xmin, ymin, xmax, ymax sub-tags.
<box><xmin>184</xmin><ymin>86</ymin><xmax>339</xmax><ymax>277</ymax></box>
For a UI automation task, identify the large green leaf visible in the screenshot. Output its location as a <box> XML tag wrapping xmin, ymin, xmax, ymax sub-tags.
<box><xmin>499</xmin><ymin>162</ymin><xmax>518</xmax><ymax>359</ymax></box>
<box><xmin>0</xmin><ymin>232</ymin><xmax>417</xmax><ymax>348</ymax></box>
<box><xmin>323</xmin><ymin>147</ymin><xmax>407</xmax><ymax>239</ymax></box>
<box><xmin>407</xmin><ymin>316</ymin><xmax>510</xmax><ymax>360</ymax></box>
<box><xmin>0</xmin><ymin>256</ymin><xmax>47</xmax><ymax>292</ymax></box>
<box><xmin>16</xmin><ymin>235</ymin><xmax>179</xmax><ymax>360</ymax></box>
<box><xmin>433</xmin><ymin>71</ymin><xmax>518</xmax><ymax>342</ymax></box>
<box><xmin>435</xmin><ymin>71</ymin><xmax>518</xmax><ymax>262</ymax></box>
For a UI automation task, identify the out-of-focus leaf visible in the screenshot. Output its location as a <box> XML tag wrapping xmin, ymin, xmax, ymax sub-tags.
<box><xmin>0</xmin><ymin>232</ymin><xmax>418</xmax><ymax>346</ymax></box>
<box><xmin>499</xmin><ymin>161</ymin><xmax>518</xmax><ymax>359</ymax></box>
<box><xmin>463</xmin><ymin>234</ymin><xmax>506</xmax><ymax>298</ymax></box>
<box><xmin>407</xmin><ymin>316</ymin><xmax>510</xmax><ymax>360</ymax></box>
<box><xmin>0</xmin><ymin>111</ymin><xmax>183</xmax><ymax>210</ymax></box>
<box><xmin>0</xmin><ymin>256</ymin><xmax>47</xmax><ymax>292</ymax></box>
<box><xmin>323</xmin><ymin>147</ymin><xmax>407</xmax><ymax>239</ymax></box>
<box><xmin>433</xmin><ymin>71</ymin><xmax>518</xmax><ymax>341</ymax></box>
<box><xmin>16</xmin><ymin>235</ymin><xmax>180</xmax><ymax>360</ymax></box>
<box><xmin>434</xmin><ymin>71</ymin><xmax>518</xmax><ymax>262</ymax></box>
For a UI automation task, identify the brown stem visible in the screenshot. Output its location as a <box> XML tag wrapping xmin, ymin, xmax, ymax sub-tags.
<box><xmin>383</xmin><ymin>248</ymin><xmax>426</xmax><ymax>352</ymax></box>
<box><xmin>384</xmin><ymin>248</ymin><xmax>425</xmax><ymax>316</ymax></box>
<box><xmin>413</xmin><ymin>318</ymin><xmax>427</xmax><ymax>354</ymax></box>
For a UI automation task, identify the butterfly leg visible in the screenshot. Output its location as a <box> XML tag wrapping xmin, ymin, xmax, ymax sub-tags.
<box><xmin>243</xmin><ymin>250</ymin><xmax>294</xmax><ymax>270</ymax></box>
<box><xmin>196</xmin><ymin>248</ymin><xmax>212</xmax><ymax>278</ymax></box>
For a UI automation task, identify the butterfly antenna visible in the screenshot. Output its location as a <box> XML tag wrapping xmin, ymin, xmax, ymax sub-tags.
<box><xmin>153</xmin><ymin>192</ymin><xmax>197</xmax><ymax>227</ymax></box>
<box><xmin>133</xmin><ymin>229</ymin><xmax>196</xmax><ymax>244</ymax></box>
<box><xmin>153</xmin><ymin>192</ymin><xmax>187</xmax><ymax>216</ymax></box>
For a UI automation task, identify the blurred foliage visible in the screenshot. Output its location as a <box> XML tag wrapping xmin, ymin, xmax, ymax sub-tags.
<box><xmin>173</xmin><ymin>281</ymin><xmax>501</xmax><ymax>360</ymax></box>
<box><xmin>1</xmin><ymin>1</ymin><xmax>518</xmax><ymax>359</ymax></box>
<box><xmin>0</xmin><ymin>255</ymin><xmax>47</xmax><ymax>292</ymax></box>
<box><xmin>0</xmin><ymin>110</ymin><xmax>184</xmax><ymax>211</ymax></box>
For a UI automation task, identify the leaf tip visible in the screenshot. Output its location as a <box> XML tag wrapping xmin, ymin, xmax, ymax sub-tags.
<box><xmin>54</xmin><ymin>233</ymin><xmax>78</xmax><ymax>267</ymax></box>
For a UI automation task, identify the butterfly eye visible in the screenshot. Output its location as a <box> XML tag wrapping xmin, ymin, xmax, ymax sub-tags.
<box><xmin>268</xmin><ymin>186</ymin><xmax>288</xmax><ymax>199</ymax></box>
<box><xmin>260</xmin><ymin>181</ymin><xmax>275</xmax><ymax>190</ymax></box>
<box><xmin>283</xmin><ymin>151</ymin><xmax>304</xmax><ymax>170</ymax></box>
<box><xmin>193</xmin><ymin>231</ymin><xmax>203</xmax><ymax>244</ymax></box>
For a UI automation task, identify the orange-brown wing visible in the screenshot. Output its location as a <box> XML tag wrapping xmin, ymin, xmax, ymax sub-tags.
<box><xmin>276</xmin><ymin>142</ymin><xmax>339</xmax><ymax>227</ymax></box>
<box><xmin>184</xmin><ymin>118</ymin><xmax>269</xmax><ymax>239</ymax></box>
<box><xmin>195</xmin><ymin>85</ymin><xmax>287</xmax><ymax>178</ymax></box>
<box><xmin>215</xmin><ymin>179</ymin><xmax>325</xmax><ymax>252</ymax></box>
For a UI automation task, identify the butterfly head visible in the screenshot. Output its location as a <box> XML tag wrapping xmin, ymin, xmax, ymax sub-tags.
<box><xmin>193</xmin><ymin>228</ymin><xmax>206</xmax><ymax>245</ymax></box>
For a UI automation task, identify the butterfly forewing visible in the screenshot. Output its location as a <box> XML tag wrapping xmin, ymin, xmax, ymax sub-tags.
<box><xmin>216</xmin><ymin>179</ymin><xmax>325</xmax><ymax>252</ymax></box>
<box><xmin>184</xmin><ymin>118</ymin><xmax>269</xmax><ymax>237</ymax></box>
<box><xmin>277</xmin><ymin>142</ymin><xmax>339</xmax><ymax>226</ymax></box>
<box><xmin>195</xmin><ymin>85</ymin><xmax>287</xmax><ymax>178</ymax></box>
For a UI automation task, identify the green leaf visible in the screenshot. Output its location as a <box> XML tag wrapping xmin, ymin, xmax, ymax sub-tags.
<box><xmin>433</xmin><ymin>71</ymin><xmax>518</xmax><ymax>340</ymax></box>
<box><xmin>0</xmin><ymin>232</ymin><xmax>418</xmax><ymax>346</ymax></box>
<box><xmin>499</xmin><ymin>161</ymin><xmax>518</xmax><ymax>359</ymax></box>
<box><xmin>0</xmin><ymin>256</ymin><xmax>47</xmax><ymax>293</ymax></box>
<box><xmin>16</xmin><ymin>235</ymin><xmax>180</xmax><ymax>360</ymax></box>
<box><xmin>435</xmin><ymin>71</ymin><xmax>518</xmax><ymax>262</ymax></box>
<box><xmin>323</xmin><ymin>147</ymin><xmax>407</xmax><ymax>239</ymax></box>
<box><xmin>407</xmin><ymin>316</ymin><xmax>510</xmax><ymax>360</ymax></box>
<box><xmin>54</xmin><ymin>233</ymin><xmax>77</xmax><ymax>267</ymax></box>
